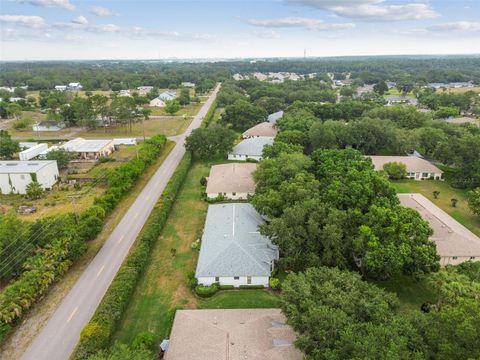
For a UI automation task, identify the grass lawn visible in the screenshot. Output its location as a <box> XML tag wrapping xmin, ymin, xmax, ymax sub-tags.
<box><xmin>391</xmin><ymin>179</ymin><xmax>480</xmax><ymax>237</ymax></box>
<box><xmin>199</xmin><ymin>290</ymin><xmax>281</xmax><ymax>309</ymax></box>
<box><xmin>112</xmin><ymin>161</ymin><xmax>211</xmax><ymax>344</ymax></box>
<box><xmin>149</xmin><ymin>102</ymin><xmax>203</xmax><ymax>117</ymax></box>
<box><xmin>371</xmin><ymin>275</ymin><xmax>437</xmax><ymax>313</ymax></box>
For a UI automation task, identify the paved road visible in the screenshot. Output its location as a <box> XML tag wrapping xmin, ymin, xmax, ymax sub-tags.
<box><xmin>21</xmin><ymin>84</ymin><xmax>220</xmax><ymax>360</ymax></box>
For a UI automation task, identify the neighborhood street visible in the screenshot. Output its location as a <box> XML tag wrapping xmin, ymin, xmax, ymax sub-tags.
<box><xmin>20</xmin><ymin>84</ymin><xmax>220</xmax><ymax>360</ymax></box>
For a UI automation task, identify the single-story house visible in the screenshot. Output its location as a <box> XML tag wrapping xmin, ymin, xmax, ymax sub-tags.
<box><xmin>268</xmin><ymin>110</ymin><xmax>284</xmax><ymax>124</ymax></box>
<box><xmin>165</xmin><ymin>309</ymin><xmax>302</xmax><ymax>360</ymax></box>
<box><xmin>399</xmin><ymin>193</ymin><xmax>480</xmax><ymax>266</ymax></box>
<box><xmin>0</xmin><ymin>160</ymin><xmax>59</xmax><ymax>194</ymax></box>
<box><xmin>385</xmin><ymin>95</ymin><xmax>418</xmax><ymax>106</ymax></box>
<box><xmin>149</xmin><ymin>97</ymin><xmax>166</xmax><ymax>107</ymax></box>
<box><xmin>60</xmin><ymin>138</ymin><xmax>115</xmax><ymax>160</ymax></box>
<box><xmin>118</xmin><ymin>89</ymin><xmax>131</xmax><ymax>97</ymax></box>
<box><xmin>228</xmin><ymin>137</ymin><xmax>274</xmax><ymax>161</ymax></box>
<box><xmin>137</xmin><ymin>86</ymin><xmax>154</xmax><ymax>95</ymax></box>
<box><xmin>113</xmin><ymin>138</ymin><xmax>137</xmax><ymax>146</ymax></box>
<box><xmin>181</xmin><ymin>82</ymin><xmax>195</xmax><ymax>87</ymax></box>
<box><xmin>19</xmin><ymin>142</ymin><xmax>38</xmax><ymax>150</ymax></box>
<box><xmin>242</xmin><ymin>122</ymin><xmax>278</xmax><ymax>138</ymax></box>
<box><xmin>206</xmin><ymin>163</ymin><xmax>256</xmax><ymax>200</ymax></box>
<box><xmin>195</xmin><ymin>203</ymin><xmax>279</xmax><ymax>287</ymax></box>
<box><xmin>19</xmin><ymin>143</ymin><xmax>48</xmax><ymax>161</ymax></box>
<box><xmin>68</xmin><ymin>82</ymin><xmax>82</xmax><ymax>90</ymax></box>
<box><xmin>368</xmin><ymin>155</ymin><xmax>444</xmax><ymax>180</ymax></box>
<box><xmin>32</xmin><ymin>121</ymin><xmax>66</xmax><ymax>132</ymax></box>
<box><xmin>55</xmin><ymin>85</ymin><xmax>67</xmax><ymax>91</ymax></box>
<box><xmin>158</xmin><ymin>91</ymin><xmax>177</xmax><ymax>102</ymax></box>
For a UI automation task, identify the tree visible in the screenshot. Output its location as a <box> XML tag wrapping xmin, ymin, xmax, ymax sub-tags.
<box><xmin>0</xmin><ymin>130</ymin><xmax>20</xmax><ymax>159</ymax></box>
<box><xmin>433</xmin><ymin>190</ymin><xmax>440</xmax><ymax>199</ymax></box>
<box><xmin>164</xmin><ymin>99</ymin><xmax>181</xmax><ymax>115</ymax></box>
<box><xmin>451</xmin><ymin>198</ymin><xmax>458</xmax><ymax>207</ymax></box>
<box><xmin>46</xmin><ymin>149</ymin><xmax>74</xmax><ymax>169</ymax></box>
<box><xmin>373</xmin><ymin>80</ymin><xmax>389</xmax><ymax>95</ymax></box>
<box><xmin>281</xmin><ymin>267</ymin><xmax>425</xmax><ymax>360</ymax></box>
<box><xmin>178</xmin><ymin>88</ymin><xmax>191</xmax><ymax>105</ymax></box>
<box><xmin>262</xmin><ymin>141</ymin><xmax>303</xmax><ymax>158</ymax></box>
<box><xmin>185</xmin><ymin>125</ymin><xmax>237</xmax><ymax>159</ymax></box>
<box><xmin>26</xmin><ymin>181</ymin><xmax>44</xmax><ymax>200</ymax></box>
<box><xmin>339</xmin><ymin>86</ymin><xmax>355</xmax><ymax>97</ymax></box>
<box><xmin>88</xmin><ymin>343</ymin><xmax>153</xmax><ymax>360</ymax></box>
<box><xmin>468</xmin><ymin>188</ymin><xmax>480</xmax><ymax>216</ymax></box>
<box><xmin>221</xmin><ymin>99</ymin><xmax>267</xmax><ymax>131</ymax></box>
<box><xmin>383</xmin><ymin>161</ymin><xmax>407</xmax><ymax>180</ymax></box>
<box><xmin>434</xmin><ymin>106</ymin><xmax>459</xmax><ymax>119</ymax></box>
<box><xmin>6</xmin><ymin>103</ymin><xmax>22</xmax><ymax>120</ymax></box>
<box><xmin>277</xmin><ymin>108</ymin><xmax>317</xmax><ymax>133</ymax></box>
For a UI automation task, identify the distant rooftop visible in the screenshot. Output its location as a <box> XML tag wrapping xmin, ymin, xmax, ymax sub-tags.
<box><xmin>368</xmin><ymin>156</ymin><xmax>442</xmax><ymax>174</ymax></box>
<box><xmin>243</xmin><ymin>122</ymin><xmax>278</xmax><ymax>138</ymax></box>
<box><xmin>230</xmin><ymin>137</ymin><xmax>274</xmax><ymax>157</ymax></box>
<box><xmin>268</xmin><ymin>110</ymin><xmax>284</xmax><ymax>124</ymax></box>
<box><xmin>206</xmin><ymin>163</ymin><xmax>256</xmax><ymax>195</ymax></box>
<box><xmin>61</xmin><ymin>138</ymin><xmax>113</xmax><ymax>152</ymax></box>
<box><xmin>0</xmin><ymin>160</ymin><xmax>57</xmax><ymax>174</ymax></box>
<box><xmin>166</xmin><ymin>309</ymin><xmax>303</xmax><ymax>360</ymax></box>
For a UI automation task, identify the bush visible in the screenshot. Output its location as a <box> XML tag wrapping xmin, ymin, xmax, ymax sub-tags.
<box><xmin>383</xmin><ymin>161</ymin><xmax>407</xmax><ymax>180</ymax></box>
<box><xmin>75</xmin><ymin>153</ymin><xmax>191</xmax><ymax>359</ymax></box>
<box><xmin>246</xmin><ymin>158</ymin><xmax>259</xmax><ymax>163</ymax></box>
<box><xmin>219</xmin><ymin>285</ymin><xmax>235</xmax><ymax>290</ymax></box>
<box><xmin>98</xmin><ymin>156</ymin><xmax>114</xmax><ymax>163</ymax></box>
<box><xmin>239</xmin><ymin>285</ymin><xmax>265</xmax><ymax>289</ymax></box>
<box><xmin>186</xmin><ymin>271</ymin><xmax>198</xmax><ymax>290</ymax></box>
<box><xmin>269</xmin><ymin>277</ymin><xmax>281</xmax><ymax>290</ymax></box>
<box><xmin>195</xmin><ymin>283</ymin><xmax>219</xmax><ymax>298</ymax></box>
<box><xmin>132</xmin><ymin>331</ymin><xmax>156</xmax><ymax>350</ymax></box>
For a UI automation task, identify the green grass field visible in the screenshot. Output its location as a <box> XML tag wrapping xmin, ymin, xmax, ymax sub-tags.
<box><xmin>391</xmin><ymin>179</ymin><xmax>480</xmax><ymax>237</ymax></box>
<box><xmin>199</xmin><ymin>290</ymin><xmax>281</xmax><ymax>309</ymax></box>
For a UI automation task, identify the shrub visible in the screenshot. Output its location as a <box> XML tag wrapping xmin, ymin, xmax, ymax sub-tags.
<box><xmin>383</xmin><ymin>162</ymin><xmax>406</xmax><ymax>180</ymax></box>
<box><xmin>246</xmin><ymin>158</ymin><xmax>259</xmax><ymax>163</ymax></box>
<box><xmin>269</xmin><ymin>277</ymin><xmax>281</xmax><ymax>290</ymax></box>
<box><xmin>186</xmin><ymin>271</ymin><xmax>198</xmax><ymax>290</ymax></box>
<box><xmin>195</xmin><ymin>283</ymin><xmax>219</xmax><ymax>298</ymax></box>
<box><xmin>98</xmin><ymin>156</ymin><xmax>114</xmax><ymax>163</ymax></box>
<box><xmin>239</xmin><ymin>285</ymin><xmax>265</xmax><ymax>289</ymax></box>
<box><xmin>132</xmin><ymin>331</ymin><xmax>156</xmax><ymax>350</ymax></box>
<box><xmin>219</xmin><ymin>285</ymin><xmax>235</xmax><ymax>290</ymax></box>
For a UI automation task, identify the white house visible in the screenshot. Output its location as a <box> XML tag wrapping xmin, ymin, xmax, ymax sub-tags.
<box><xmin>19</xmin><ymin>143</ymin><xmax>48</xmax><ymax>161</ymax></box>
<box><xmin>399</xmin><ymin>194</ymin><xmax>480</xmax><ymax>266</ymax></box>
<box><xmin>60</xmin><ymin>138</ymin><xmax>115</xmax><ymax>159</ymax></box>
<box><xmin>0</xmin><ymin>161</ymin><xmax>59</xmax><ymax>195</ymax></box>
<box><xmin>55</xmin><ymin>85</ymin><xmax>67</xmax><ymax>91</ymax></box>
<box><xmin>149</xmin><ymin>97</ymin><xmax>166</xmax><ymax>107</ymax></box>
<box><xmin>181</xmin><ymin>82</ymin><xmax>195</xmax><ymax>87</ymax></box>
<box><xmin>113</xmin><ymin>138</ymin><xmax>137</xmax><ymax>146</ymax></box>
<box><xmin>369</xmin><ymin>155</ymin><xmax>444</xmax><ymax>180</ymax></box>
<box><xmin>19</xmin><ymin>142</ymin><xmax>39</xmax><ymax>150</ymax></box>
<box><xmin>137</xmin><ymin>86</ymin><xmax>154</xmax><ymax>95</ymax></box>
<box><xmin>32</xmin><ymin>121</ymin><xmax>66</xmax><ymax>132</ymax></box>
<box><xmin>228</xmin><ymin>137</ymin><xmax>274</xmax><ymax>161</ymax></box>
<box><xmin>158</xmin><ymin>91</ymin><xmax>177</xmax><ymax>101</ymax></box>
<box><xmin>68</xmin><ymin>82</ymin><xmax>82</xmax><ymax>90</ymax></box>
<box><xmin>119</xmin><ymin>89</ymin><xmax>131</xmax><ymax>97</ymax></box>
<box><xmin>267</xmin><ymin>110</ymin><xmax>284</xmax><ymax>124</ymax></box>
<box><xmin>195</xmin><ymin>203</ymin><xmax>279</xmax><ymax>287</ymax></box>
<box><xmin>206</xmin><ymin>163</ymin><xmax>256</xmax><ymax>200</ymax></box>
<box><xmin>385</xmin><ymin>95</ymin><xmax>418</xmax><ymax>106</ymax></box>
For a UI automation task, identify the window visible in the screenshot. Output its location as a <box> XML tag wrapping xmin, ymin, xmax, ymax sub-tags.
<box><xmin>422</xmin><ymin>172</ymin><xmax>429</xmax><ymax>178</ymax></box>
<box><xmin>233</xmin><ymin>276</ymin><xmax>240</xmax><ymax>280</ymax></box>
<box><xmin>452</xmin><ymin>256</ymin><xmax>458</xmax><ymax>260</ymax></box>
<box><xmin>470</xmin><ymin>256</ymin><xmax>476</xmax><ymax>260</ymax></box>
<box><xmin>232</xmin><ymin>192</ymin><xmax>236</xmax><ymax>196</ymax></box>
<box><xmin>215</xmin><ymin>276</ymin><xmax>219</xmax><ymax>282</ymax></box>
<box><xmin>247</xmin><ymin>276</ymin><xmax>252</xmax><ymax>284</ymax></box>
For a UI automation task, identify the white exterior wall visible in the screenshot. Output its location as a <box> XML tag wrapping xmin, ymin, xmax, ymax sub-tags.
<box><xmin>19</xmin><ymin>143</ymin><xmax>48</xmax><ymax>161</ymax></box>
<box><xmin>440</xmin><ymin>256</ymin><xmax>479</xmax><ymax>267</ymax></box>
<box><xmin>36</xmin><ymin>162</ymin><xmax>59</xmax><ymax>190</ymax></box>
<box><xmin>206</xmin><ymin>192</ymin><xmax>251</xmax><ymax>200</ymax></box>
<box><xmin>406</xmin><ymin>171</ymin><xmax>444</xmax><ymax>181</ymax></box>
<box><xmin>197</xmin><ymin>276</ymin><xmax>269</xmax><ymax>288</ymax></box>
<box><xmin>227</xmin><ymin>154</ymin><xmax>262</xmax><ymax>161</ymax></box>
<box><xmin>0</xmin><ymin>162</ymin><xmax>58</xmax><ymax>194</ymax></box>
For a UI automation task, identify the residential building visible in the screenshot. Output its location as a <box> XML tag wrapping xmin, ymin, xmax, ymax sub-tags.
<box><xmin>0</xmin><ymin>160</ymin><xmax>59</xmax><ymax>194</ymax></box>
<box><xmin>369</xmin><ymin>155</ymin><xmax>444</xmax><ymax>180</ymax></box>
<box><xmin>68</xmin><ymin>82</ymin><xmax>82</xmax><ymax>90</ymax></box>
<box><xmin>444</xmin><ymin>116</ymin><xmax>479</xmax><ymax>125</ymax></box>
<box><xmin>242</xmin><ymin>122</ymin><xmax>278</xmax><ymax>138</ymax></box>
<box><xmin>9</xmin><ymin>97</ymin><xmax>23</xmax><ymax>102</ymax></box>
<box><xmin>0</xmin><ymin>86</ymin><xmax>15</xmax><ymax>92</ymax></box>
<box><xmin>195</xmin><ymin>203</ymin><xmax>279</xmax><ymax>287</ymax></box>
<box><xmin>228</xmin><ymin>137</ymin><xmax>274</xmax><ymax>161</ymax></box>
<box><xmin>60</xmin><ymin>138</ymin><xmax>114</xmax><ymax>160</ymax></box>
<box><xmin>19</xmin><ymin>143</ymin><xmax>48</xmax><ymax>161</ymax></box>
<box><xmin>149</xmin><ymin>97</ymin><xmax>166</xmax><ymax>107</ymax></box>
<box><xmin>32</xmin><ymin>121</ymin><xmax>66</xmax><ymax>132</ymax></box>
<box><xmin>113</xmin><ymin>138</ymin><xmax>137</xmax><ymax>146</ymax></box>
<box><xmin>118</xmin><ymin>89</ymin><xmax>131</xmax><ymax>97</ymax></box>
<box><xmin>181</xmin><ymin>81</ymin><xmax>195</xmax><ymax>87</ymax></box>
<box><xmin>267</xmin><ymin>110</ymin><xmax>284</xmax><ymax>124</ymax></box>
<box><xmin>165</xmin><ymin>309</ymin><xmax>302</xmax><ymax>360</ymax></box>
<box><xmin>206</xmin><ymin>163</ymin><xmax>256</xmax><ymax>199</ymax></box>
<box><xmin>55</xmin><ymin>85</ymin><xmax>67</xmax><ymax>91</ymax></box>
<box><xmin>19</xmin><ymin>142</ymin><xmax>38</xmax><ymax>150</ymax></box>
<box><xmin>399</xmin><ymin>193</ymin><xmax>480</xmax><ymax>266</ymax></box>
<box><xmin>385</xmin><ymin>95</ymin><xmax>418</xmax><ymax>106</ymax></box>
<box><xmin>137</xmin><ymin>86</ymin><xmax>154</xmax><ymax>95</ymax></box>
<box><xmin>158</xmin><ymin>91</ymin><xmax>177</xmax><ymax>102</ymax></box>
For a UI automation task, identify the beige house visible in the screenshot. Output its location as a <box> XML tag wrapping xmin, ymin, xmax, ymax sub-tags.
<box><xmin>369</xmin><ymin>156</ymin><xmax>443</xmax><ymax>180</ymax></box>
<box><xmin>206</xmin><ymin>163</ymin><xmax>256</xmax><ymax>199</ymax></box>
<box><xmin>149</xmin><ymin>97</ymin><xmax>166</xmax><ymax>107</ymax></box>
<box><xmin>399</xmin><ymin>193</ymin><xmax>480</xmax><ymax>266</ymax></box>
<box><xmin>242</xmin><ymin>122</ymin><xmax>278</xmax><ymax>139</ymax></box>
<box><xmin>165</xmin><ymin>309</ymin><xmax>303</xmax><ymax>360</ymax></box>
<box><xmin>60</xmin><ymin>138</ymin><xmax>115</xmax><ymax>160</ymax></box>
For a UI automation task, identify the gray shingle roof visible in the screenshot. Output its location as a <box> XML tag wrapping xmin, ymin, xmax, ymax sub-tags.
<box><xmin>267</xmin><ymin>110</ymin><xmax>284</xmax><ymax>124</ymax></box>
<box><xmin>195</xmin><ymin>203</ymin><xmax>278</xmax><ymax>277</ymax></box>
<box><xmin>230</xmin><ymin>137</ymin><xmax>274</xmax><ymax>157</ymax></box>
<box><xmin>0</xmin><ymin>161</ymin><xmax>57</xmax><ymax>174</ymax></box>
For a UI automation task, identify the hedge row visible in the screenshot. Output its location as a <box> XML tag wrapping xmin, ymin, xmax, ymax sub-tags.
<box><xmin>75</xmin><ymin>152</ymin><xmax>192</xmax><ymax>360</ymax></box>
<box><xmin>0</xmin><ymin>136</ymin><xmax>167</xmax><ymax>344</ymax></box>
<box><xmin>195</xmin><ymin>283</ymin><xmax>219</xmax><ymax>298</ymax></box>
<box><xmin>202</xmin><ymin>99</ymin><xmax>217</xmax><ymax>128</ymax></box>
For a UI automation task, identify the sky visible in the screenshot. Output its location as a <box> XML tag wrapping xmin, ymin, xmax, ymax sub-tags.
<box><xmin>1</xmin><ymin>0</ymin><xmax>480</xmax><ymax>60</ymax></box>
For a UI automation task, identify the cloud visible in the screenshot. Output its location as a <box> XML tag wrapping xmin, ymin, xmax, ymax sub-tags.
<box><xmin>72</xmin><ymin>16</ymin><xmax>88</xmax><ymax>25</ymax></box>
<box><xmin>0</xmin><ymin>15</ymin><xmax>46</xmax><ymax>28</ymax></box>
<box><xmin>90</xmin><ymin>5</ymin><xmax>119</xmax><ymax>17</ymax></box>
<box><xmin>427</xmin><ymin>21</ymin><xmax>480</xmax><ymax>32</ymax></box>
<box><xmin>90</xmin><ymin>24</ymin><xmax>121</xmax><ymax>33</ymax></box>
<box><xmin>18</xmin><ymin>0</ymin><xmax>75</xmax><ymax>11</ymax></box>
<box><xmin>253</xmin><ymin>30</ymin><xmax>281</xmax><ymax>39</ymax></box>
<box><xmin>287</xmin><ymin>0</ymin><xmax>438</xmax><ymax>21</ymax></box>
<box><xmin>246</xmin><ymin>17</ymin><xmax>355</xmax><ymax>31</ymax></box>
<box><xmin>129</xmin><ymin>26</ymin><xmax>215</xmax><ymax>42</ymax></box>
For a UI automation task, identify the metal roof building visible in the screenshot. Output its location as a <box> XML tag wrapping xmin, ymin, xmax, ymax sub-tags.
<box><xmin>267</xmin><ymin>110</ymin><xmax>284</xmax><ymax>124</ymax></box>
<box><xmin>228</xmin><ymin>137</ymin><xmax>274</xmax><ymax>161</ymax></box>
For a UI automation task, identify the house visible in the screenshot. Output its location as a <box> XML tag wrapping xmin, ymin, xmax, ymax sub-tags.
<box><xmin>399</xmin><ymin>194</ymin><xmax>480</xmax><ymax>266</ymax></box>
<box><xmin>165</xmin><ymin>309</ymin><xmax>303</xmax><ymax>360</ymax></box>
<box><xmin>19</xmin><ymin>143</ymin><xmax>48</xmax><ymax>161</ymax></box>
<box><xmin>242</xmin><ymin>122</ymin><xmax>278</xmax><ymax>138</ymax></box>
<box><xmin>158</xmin><ymin>91</ymin><xmax>177</xmax><ymax>102</ymax></box>
<box><xmin>206</xmin><ymin>163</ymin><xmax>256</xmax><ymax>200</ymax></box>
<box><xmin>113</xmin><ymin>138</ymin><xmax>137</xmax><ymax>146</ymax></box>
<box><xmin>0</xmin><ymin>160</ymin><xmax>59</xmax><ymax>194</ymax></box>
<box><xmin>149</xmin><ymin>97</ymin><xmax>166</xmax><ymax>107</ymax></box>
<box><xmin>228</xmin><ymin>137</ymin><xmax>274</xmax><ymax>161</ymax></box>
<box><xmin>118</xmin><ymin>89</ymin><xmax>131</xmax><ymax>97</ymax></box>
<box><xmin>137</xmin><ymin>86</ymin><xmax>154</xmax><ymax>95</ymax></box>
<box><xmin>68</xmin><ymin>82</ymin><xmax>82</xmax><ymax>91</ymax></box>
<box><xmin>9</xmin><ymin>97</ymin><xmax>23</xmax><ymax>102</ymax></box>
<box><xmin>267</xmin><ymin>110</ymin><xmax>284</xmax><ymax>125</ymax></box>
<box><xmin>19</xmin><ymin>142</ymin><xmax>38</xmax><ymax>150</ymax></box>
<box><xmin>195</xmin><ymin>203</ymin><xmax>279</xmax><ymax>287</ymax></box>
<box><xmin>60</xmin><ymin>138</ymin><xmax>114</xmax><ymax>160</ymax></box>
<box><xmin>32</xmin><ymin>121</ymin><xmax>66</xmax><ymax>132</ymax></box>
<box><xmin>386</xmin><ymin>81</ymin><xmax>396</xmax><ymax>89</ymax></box>
<box><xmin>334</xmin><ymin>79</ymin><xmax>353</xmax><ymax>86</ymax></box>
<box><xmin>0</xmin><ymin>86</ymin><xmax>15</xmax><ymax>92</ymax></box>
<box><xmin>368</xmin><ymin>155</ymin><xmax>444</xmax><ymax>180</ymax></box>
<box><xmin>181</xmin><ymin>82</ymin><xmax>195</xmax><ymax>87</ymax></box>
<box><xmin>385</xmin><ymin>95</ymin><xmax>418</xmax><ymax>106</ymax></box>
<box><xmin>444</xmin><ymin>116</ymin><xmax>478</xmax><ymax>125</ymax></box>
<box><xmin>55</xmin><ymin>85</ymin><xmax>67</xmax><ymax>91</ymax></box>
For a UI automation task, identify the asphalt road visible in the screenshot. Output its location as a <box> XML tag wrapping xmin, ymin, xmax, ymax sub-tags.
<box><xmin>21</xmin><ymin>84</ymin><xmax>220</xmax><ymax>360</ymax></box>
